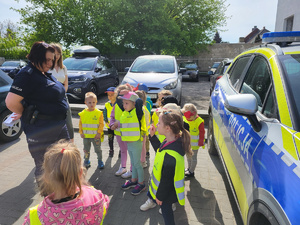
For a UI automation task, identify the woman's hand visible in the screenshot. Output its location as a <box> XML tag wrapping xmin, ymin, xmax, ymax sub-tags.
<box><xmin>11</xmin><ymin>113</ymin><xmax>22</xmax><ymax>121</ymax></box>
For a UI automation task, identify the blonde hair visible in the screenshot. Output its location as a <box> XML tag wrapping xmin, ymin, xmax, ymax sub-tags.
<box><xmin>38</xmin><ymin>140</ymin><xmax>87</xmax><ymax>197</ymax></box>
<box><xmin>160</xmin><ymin>111</ymin><xmax>193</xmax><ymax>157</ymax></box>
<box><xmin>182</xmin><ymin>103</ymin><xmax>197</xmax><ymax>114</ymax></box>
<box><xmin>85</xmin><ymin>92</ymin><xmax>97</xmax><ymax>101</ymax></box>
<box><xmin>115</xmin><ymin>84</ymin><xmax>132</xmax><ymax>95</ymax></box>
<box><xmin>135</xmin><ymin>90</ymin><xmax>146</xmax><ymax>105</ymax></box>
<box><xmin>50</xmin><ymin>42</ymin><xmax>64</xmax><ymax>69</ymax></box>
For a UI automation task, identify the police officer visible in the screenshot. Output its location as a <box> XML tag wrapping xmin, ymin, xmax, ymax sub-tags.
<box><xmin>5</xmin><ymin>41</ymin><xmax>69</xmax><ymax>181</ymax></box>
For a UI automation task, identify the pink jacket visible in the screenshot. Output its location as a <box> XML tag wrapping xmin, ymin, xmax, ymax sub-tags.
<box><xmin>23</xmin><ymin>186</ymin><xmax>110</xmax><ymax>225</ymax></box>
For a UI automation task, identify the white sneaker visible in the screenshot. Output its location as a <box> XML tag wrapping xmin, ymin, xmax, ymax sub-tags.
<box><xmin>121</xmin><ymin>170</ymin><xmax>132</xmax><ymax>179</ymax></box>
<box><xmin>115</xmin><ymin>167</ymin><xmax>127</xmax><ymax>176</ymax></box>
<box><xmin>142</xmin><ymin>161</ymin><xmax>148</xmax><ymax>168</ymax></box>
<box><xmin>140</xmin><ymin>198</ymin><xmax>156</xmax><ymax>211</ymax></box>
<box><xmin>159</xmin><ymin>203</ymin><xmax>176</xmax><ymax>214</ymax></box>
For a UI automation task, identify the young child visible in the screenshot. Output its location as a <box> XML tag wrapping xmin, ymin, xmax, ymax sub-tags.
<box><xmin>135</xmin><ymin>90</ymin><xmax>150</xmax><ymax>168</ymax></box>
<box><xmin>79</xmin><ymin>92</ymin><xmax>105</xmax><ymax>169</ymax></box>
<box><xmin>113</xmin><ymin>91</ymin><xmax>147</xmax><ymax>195</ymax></box>
<box><xmin>140</xmin><ymin>110</ymin><xmax>192</xmax><ymax>225</ymax></box>
<box><xmin>104</xmin><ymin>87</ymin><xmax>117</xmax><ymax>157</ymax></box>
<box><xmin>22</xmin><ymin>140</ymin><xmax>110</xmax><ymax>225</ymax></box>
<box><xmin>110</xmin><ymin>84</ymin><xmax>132</xmax><ymax>177</ymax></box>
<box><xmin>182</xmin><ymin>103</ymin><xmax>205</xmax><ymax>177</ymax></box>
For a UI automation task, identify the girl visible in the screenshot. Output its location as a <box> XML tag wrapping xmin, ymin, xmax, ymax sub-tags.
<box><xmin>140</xmin><ymin>110</ymin><xmax>192</xmax><ymax>225</ymax></box>
<box><xmin>114</xmin><ymin>91</ymin><xmax>147</xmax><ymax>195</ymax></box>
<box><xmin>49</xmin><ymin>42</ymin><xmax>74</xmax><ymax>142</ymax></box>
<box><xmin>182</xmin><ymin>103</ymin><xmax>205</xmax><ymax>177</ymax></box>
<box><xmin>22</xmin><ymin>140</ymin><xmax>110</xmax><ymax>225</ymax></box>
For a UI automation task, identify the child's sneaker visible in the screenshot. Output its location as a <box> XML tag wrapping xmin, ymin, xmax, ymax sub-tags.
<box><xmin>84</xmin><ymin>160</ymin><xmax>91</xmax><ymax>169</ymax></box>
<box><xmin>115</xmin><ymin>167</ymin><xmax>127</xmax><ymax>176</ymax></box>
<box><xmin>185</xmin><ymin>169</ymin><xmax>194</xmax><ymax>177</ymax></box>
<box><xmin>121</xmin><ymin>170</ymin><xmax>132</xmax><ymax>179</ymax></box>
<box><xmin>109</xmin><ymin>150</ymin><xmax>114</xmax><ymax>157</ymax></box>
<box><xmin>98</xmin><ymin>160</ymin><xmax>104</xmax><ymax>169</ymax></box>
<box><xmin>131</xmin><ymin>183</ymin><xmax>146</xmax><ymax>195</ymax></box>
<box><xmin>159</xmin><ymin>203</ymin><xmax>176</xmax><ymax>214</ymax></box>
<box><xmin>140</xmin><ymin>198</ymin><xmax>156</xmax><ymax>211</ymax></box>
<box><xmin>141</xmin><ymin>161</ymin><xmax>148</xmax><ymax>168</ymax></box>
<box><xmin>121</xmin><ymin>180</ymin><xmax>137</xmax><ymax>190</ymax></box>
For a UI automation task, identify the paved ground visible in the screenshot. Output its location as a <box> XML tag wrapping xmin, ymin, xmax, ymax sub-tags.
<box><xmin>0</xmin><ymin>78</ymin><xmax>243</xmax><ymax>225</ymax></box>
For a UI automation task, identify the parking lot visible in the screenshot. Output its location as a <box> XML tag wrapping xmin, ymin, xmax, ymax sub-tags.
<box><xmin>0</xmin><ymin>77</ymin><xmax>243</xmax><ymax>225</ymax></box>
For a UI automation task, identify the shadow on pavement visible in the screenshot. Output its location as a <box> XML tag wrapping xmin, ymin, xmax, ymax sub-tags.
<box><xmin>0</xmin><ymin>169</ymin><xmax>36</xmax><ymax>225</ymax></box>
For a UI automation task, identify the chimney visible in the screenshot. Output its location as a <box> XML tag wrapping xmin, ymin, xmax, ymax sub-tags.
<box><xmin>252</xmin><ymin>26</ymin><xmax>257</xmax><ymax>31</ymax></box>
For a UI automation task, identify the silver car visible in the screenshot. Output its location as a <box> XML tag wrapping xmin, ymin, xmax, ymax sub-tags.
<box><xmin>122</xmin><ymin>55</ymin><xmax>182</xmax><ymax>105</ymax></box>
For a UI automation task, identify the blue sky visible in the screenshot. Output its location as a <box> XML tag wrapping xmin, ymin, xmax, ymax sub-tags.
<box><xmin>0</xmin><ymin>0</ymin><xmax>278</xmax><ymax>43</ymax></box>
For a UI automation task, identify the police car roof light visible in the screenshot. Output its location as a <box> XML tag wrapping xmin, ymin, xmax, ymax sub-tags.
<box><xmin>262</xmin><ymin>31</ymin><xmax>300</xmax><ymax>44</ymax></box>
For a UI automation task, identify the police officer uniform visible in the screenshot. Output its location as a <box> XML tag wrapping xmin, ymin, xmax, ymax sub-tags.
<box><xmin>9</xmin><ymin>62</ymin><xmax>69</xmax><ymax>179</ymax></box>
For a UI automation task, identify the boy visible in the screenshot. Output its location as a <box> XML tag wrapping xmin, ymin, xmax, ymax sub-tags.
<box><xmin>79</xmin><ymin>92</ymin><xmax>105</xmax><ymax>169</ymax></box>
<box><xmin>104</xmin><ymin>87</ymin><xmax>117</xmax><ymax>157</ymax></box>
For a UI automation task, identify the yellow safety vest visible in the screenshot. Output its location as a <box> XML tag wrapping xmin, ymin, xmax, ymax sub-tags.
<box><xmin>105</xmin><ymin>102</ymin><xmax>113</xmax><ymax>128</ymax></box>
<box><xmin>29</xmin><ymin>203</ymin><xmax>107</xmax><ymax>225</ymax></box>
<box><xmin>149</xmin><ymin>149</ymin><xmax>185</xmax><ymax>205</ymax></box>
<box><xmin>120</xmin><ymin>108</ymin><xmax>146</xmax><ymax>142</ymax></box>
<box><xmin>78</xmin><ymin>109</ymin><xmax>104</xmax><ymax>141</ymax></box>
<box><xmin>151</xmin><ymin>111</ymin><xmax>165</xmax><ymax>142</ymax></box>
<box><xmin>183</xmin><ymin>116</ymin><xmax>204</xmax><ymax>150</ymax></box>
<box><xmin>114</xmin><ymin>104</ymin><xmax>123</xmax><ymax>136</ymax></box>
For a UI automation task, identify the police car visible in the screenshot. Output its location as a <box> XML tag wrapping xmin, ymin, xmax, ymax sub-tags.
<box><xmin>208</xmin><ymin>31</ymin><xmax>300</xmax><ymax>225</ymax></box>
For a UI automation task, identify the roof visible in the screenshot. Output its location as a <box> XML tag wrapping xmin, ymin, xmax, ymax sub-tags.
<box><xmin>244</xmin><ymin>26</ymin><xmax>270</xmax><ymax>43</ymax></box>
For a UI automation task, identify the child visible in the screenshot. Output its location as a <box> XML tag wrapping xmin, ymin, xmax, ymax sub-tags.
<box><xmin>104</xmin><ymin>87</ymin><xmax>117</xmax><ymax>157</ymax></box>
<box><xmin>22</xmin><ymin>140</ymin><xmax>110</xmax><ymax>225</ymax></box>
<box><xmin>110</xmin><ymin>84</ymin><xmax>132</xmax><ymax>177</ymax></box>
<box><xmin>135</xmin><ymin>90</ymin><xmax>150</xmax><ymax>168</ymax></box>
<box><xmin>156</xmin><ymin>90</ymin><xmax>172</xmax><ymax>108</ymax></box>
<box><xmin>182</xmin><ymin>103</ymin><xmax>205</xmax><ymax>177</ymax></box>
<box><xmin>140</xmin><ymin>110</ymin><xmax>192</xmax><ymax>225</ymax></box>
<box><xmin>79</xmin><ymin>92</ymin><xmax>105</xmax><ymax>169</ymax></box>
<box><xmin>113</xmin><ymin>91</ymin><xmax>147</xmax><ymax>195</ymax></box>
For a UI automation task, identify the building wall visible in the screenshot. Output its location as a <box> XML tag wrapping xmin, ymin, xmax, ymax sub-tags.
<box><xmin>275</xmin><ymin>0</ymin><xmax>300</xmax><ymax>31</ymax></box>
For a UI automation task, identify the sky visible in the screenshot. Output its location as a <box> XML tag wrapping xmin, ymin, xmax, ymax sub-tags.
<box><xmin>0</xmin><ymin>0</ymin><xmax>278</xmax><ymax>43</ymax></box>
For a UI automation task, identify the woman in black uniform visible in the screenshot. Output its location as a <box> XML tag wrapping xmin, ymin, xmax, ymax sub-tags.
<box><xmin>5</xmin><ymin>41</ymin><xmax>69</xmax><ymax>181</ymax></box>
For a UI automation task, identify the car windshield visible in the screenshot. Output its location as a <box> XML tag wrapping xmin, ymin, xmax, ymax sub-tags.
<box><xmin>64</xmin><ymin>58</ymin><xmax>95</xmax><ymax>71</ymax></box>
<box><xmin>279</xmin><ymin>54</ymin><xmax>300</xmax><ymax>124</ymax></box>
<box><xmin>180</xmin><ymin>63</ymin><xmax>197</xmax><ymax>69</ymax></box>
<box><xmin>130</xmin><ymin>58</ymin><xmax>175</xmax><ymax>73</ymax></box>
<box><xmin>212</xmin><ymin>62</ymin><xmax>220</xmax><ymax>68</ymax></box>
<box><xmin>2</xmin><ymin>61</ymin><xmax>19</xmax><ymax>67</ymax></box>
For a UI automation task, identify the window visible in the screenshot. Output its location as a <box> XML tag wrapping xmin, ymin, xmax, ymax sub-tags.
<box><xmin>97</xmin><ymin>59</ymin><xmax>107</xmax><ymax>70</ymax></box>
<box><xmin>262</xmin><ymin>88</ymin><xmax>278</xmax><ymax>119</ymax></box>
<box><xmin>240</xmin><ymin>56</ymin><xmax>271</xmax><ymax>110</ymax></box>
<box><xmin>285</xmin><ymin>16</ymin><xmax>294</xmax><ymax>32</ymax></box>
<box><xmin>229</xmin><ymin>56</ymin><xmax>251</xmax><ymax>89</ymax></box>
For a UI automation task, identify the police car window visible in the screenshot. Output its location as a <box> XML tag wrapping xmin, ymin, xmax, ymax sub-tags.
<box><xmin>240</xmin><ymin>56</ymin><xmax>271</xmax><ymax>111</ymax></box>
<box><xmin>262</xmin><ymin>87</ymin><xmax>278</xmax><ymax>119</ymax></box>
<box><xmin>229</xmin><ymin>56</ymin><xmax>251</xmax><ymax>89</ymax></box>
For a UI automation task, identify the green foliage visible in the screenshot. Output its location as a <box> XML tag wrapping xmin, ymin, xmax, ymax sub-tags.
<box><xmin>14</xmin><ymin>0</ymin><xmax>228</xmax><ymax>55</ymax></box>
<box><xmin>0</xmin><ymin>33</ymin><xmax>29</xmax><ymax>59</ymax></box>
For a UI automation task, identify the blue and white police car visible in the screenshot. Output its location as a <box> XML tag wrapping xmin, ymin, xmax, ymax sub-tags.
<box><xmin>208</xmin><ymin>31</ymin><xmax>300</xmax><ymax>225</ymax></box>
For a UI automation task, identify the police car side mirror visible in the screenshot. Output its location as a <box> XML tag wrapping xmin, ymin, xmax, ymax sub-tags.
<box><xmin>224</xmin><ymin>94</ymin><xmax>262</xmax><ymax>132</ymax></box>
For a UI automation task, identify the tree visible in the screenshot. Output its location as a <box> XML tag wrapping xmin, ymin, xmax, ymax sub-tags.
<box><xmin>14</xmin><ymin>0</ymin><xmax>228</xmax><ymax>55</ymax></box>
<box><xmin>213</xmin><ymin>31</ymin><xmax>222</xmax><ymax>43</ymax></box>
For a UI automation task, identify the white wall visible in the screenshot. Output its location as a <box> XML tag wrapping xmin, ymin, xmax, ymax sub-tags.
<box><xmin>275</xmin><ymin>0</ymin><xmax>300</xmax><ymax>31</ymax></box>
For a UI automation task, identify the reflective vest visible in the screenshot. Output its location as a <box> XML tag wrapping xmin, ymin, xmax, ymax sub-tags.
<box><xmin>120</xmin><ymin>108</ymin><xmax>146</xmax><ymax>141</ymax></box>
<box><xmin>151</xmin><ymin>111</ymin><xmax>165</xmax><ymax>142</ymax></box>
<box><xmin>105</xmin><ymin>102</ymin><xmax>113</xmax><ymax>128</ymax></box>
<box><xmin>183</xmin><ymin>116</ymin><xmax>204</xmax><ymax>150</ymax></box>
<box><xmin>114</xmin><ymin>104</ymin><xmax>123</xmax><ymax>136</ymax></box>
<box><xmin>149</xmin><ymin>149</ymin><xmax>185</xmax><ymax>205</ymax></box>
<box><xmin>29</xmin><ymin>203</ymin><xmax>107</xmax><ymax>225</ymax></box>
<box><xmin>78</xmin><ymin>109</ymin><xmax>104</xmax><ymax>141</ymax></box>
<box><xmin>143</xmin><ymin>105</ymin><xmax>150</xmax><ymax>134</ymax></box>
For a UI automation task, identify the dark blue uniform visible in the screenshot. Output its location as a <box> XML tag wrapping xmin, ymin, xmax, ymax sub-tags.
<box><xmin>9</xmin><ymin>62</ymin><xmax>69</xmax><ymax>179</ymax></box>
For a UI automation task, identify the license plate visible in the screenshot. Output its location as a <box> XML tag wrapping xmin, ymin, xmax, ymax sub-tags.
<box><xmin>147</xmin><ymin>93</ymin><xmax>157</xmax><ymax>99</ymax></box>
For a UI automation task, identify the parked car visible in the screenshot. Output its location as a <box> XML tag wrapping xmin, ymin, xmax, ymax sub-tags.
<box><xmin>208</xmin><ymin>31</ymin><xmax>300</xmax><ymax>225</ymax></box>
<box><xmin>64</xmin><ymin>45</ymin><xmax>119</xmax><ymax>100</ymax></box>
<box><xmin>0</xmin><ymin>70</ymin><xmax>23</xmax><ymax>142</ymax></box>
<box><xmin>122</xmin><ymin>55</ymin><xmax>182</xmax><ymax>105</ymax></box>
<box><xmin>207</xmin><ymin>61</ymin><xmax>220</xmax><ymax>75</ymax></box>
<box><xmin>209</xmin><ymin>58</ymin><xmax>233</xmax><ymax>95</ymax></box>
<box><xmin>0</xmin><ymin>60</ymin><xmax>27</xmax><ymax>79</ymax></box>
<box><xmin>179</xmin><ymin>61</ymin><xmax>199</xmax><ymax>82</ymax></box>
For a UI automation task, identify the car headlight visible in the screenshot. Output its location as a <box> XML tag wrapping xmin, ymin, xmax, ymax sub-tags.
<box><xmin>164</xmin><ymin>80</ymin><xmax>178</xmax><ymax>90</ymax></box>
<box><xmin>71</xmin><ymin>76</ymin><xmax>88</xmax><ymax>83</ymax></box>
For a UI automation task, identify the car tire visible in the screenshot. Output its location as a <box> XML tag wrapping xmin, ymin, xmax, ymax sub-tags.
<box><xmin>208</xmin><ymin>112</ymin><xmax>218</xmax><ymax>155</ymax></box>
<box><xmin>89</xmin><ymin>83</ymin><xmax>97</xmax><ymax>96</ymax></box>
<box><xmin>0</xmin><ymin>110</ymin><xmax>23</xmax><ymax>142</ymax></box>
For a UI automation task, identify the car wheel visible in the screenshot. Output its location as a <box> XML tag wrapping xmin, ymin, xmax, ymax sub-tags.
<box><xmin>89</xmin><ymin>83</ymin><xmax>97</xmax><ymax>96</ymax></box>
<box><xmin>208</xmin><ymin>112</ymin><xmax>218</xmax><ymax>155</ymax></box>
<box><xmin>114</xmin><ymin>78</ymin><xmax>119</xmax><ymax>87</ymax></box>
<box><xmin>0</xmin><ymin>110</ymin><xmax>23</xmax><ymax>142</ymax></box>
<box><xmin>193</xmin><ymin>75</ymin><xmax>199</xmax><ymax>82</ymax></box>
